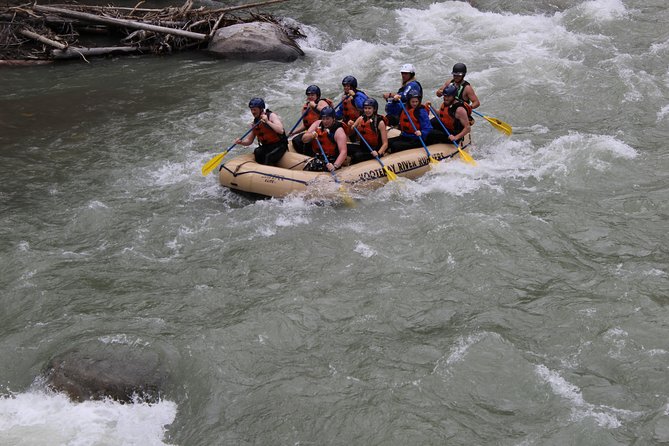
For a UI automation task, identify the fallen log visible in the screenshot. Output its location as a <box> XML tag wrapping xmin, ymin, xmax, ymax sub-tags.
<box><xmin>18</xmin><ymin>28</ymin><xmax>67</xmax><ymax>50</ymax></box>
<box><xmin>32</xmin><ymin>4</ymin><xmax>209</xmax><ymax>41</ymax></box>
<box><xmin>52</xmin><ymin>45</ymin><xmax>150</xmax><ymax>59</ymax></box>
<box><xmin>207</xmin><ymin>0</ymin><xmax>290</xmax><ymax>14</ymax></box>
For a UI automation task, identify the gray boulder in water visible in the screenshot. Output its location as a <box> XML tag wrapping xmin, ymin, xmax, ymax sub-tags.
<box><xmin>208</xmin><ymin>21</ymin><xmax>304</xmax><ymax>62</ymax></box>
<box><xmin>44</xmin><ymin>346</ymin><xmax>168</xmax><ymax>403</ymax></box>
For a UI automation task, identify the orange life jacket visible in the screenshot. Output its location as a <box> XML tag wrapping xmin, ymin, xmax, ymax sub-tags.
<box><xmin>356</xmin><ymin>115</ymin><xmax>386</xmax><ymax>149</ymax></box>
<box><xmin>399</xmin><ymin>105</ymin><xmax>427</xmax><ymax>135</ymax></box>
<box><xmin>341</xmin><ymin>95</ymin><xmax>361</xmax><ymax>122</ymax></box>
<box><xmin>252</xmin><ymin>110</ymin><xmax>286</xmax><ymax>145</ymax></box>
<box><xmin>302</xmin><ymin>98</ymin><xmax>334</xmax><ymax>129</ymax></box>
<box><xmin>437</xmin><ymin>101</ymin><xmax>471</xmax><ymax>134</ymax></box>
<box><xmin>313</xmin><ymin>121</ymin><xmax>343</xmax><ymax>157</ymax></box>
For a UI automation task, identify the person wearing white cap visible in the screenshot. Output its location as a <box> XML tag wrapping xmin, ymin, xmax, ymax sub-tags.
<box><xmin>383</xmin><ymin>63</ymin><xmax>423</xmax><ymax>126</ymax></box>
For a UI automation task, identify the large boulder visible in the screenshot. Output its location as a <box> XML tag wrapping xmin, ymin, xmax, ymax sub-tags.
<box><xmin>44</xmin><ymin>345</ymin><xmax>168</xmax><ymax>403</ymax></box>
<box><xmin>208</xmin><ymin>21</ymin><xmax>304</xmax><ymax>62</ymax></box>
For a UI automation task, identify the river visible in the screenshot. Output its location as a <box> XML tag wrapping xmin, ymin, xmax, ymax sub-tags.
<box><xmin>1</xmin><ymin>0</ymin><xmax>668</xmax><ymax>444</ymax></box>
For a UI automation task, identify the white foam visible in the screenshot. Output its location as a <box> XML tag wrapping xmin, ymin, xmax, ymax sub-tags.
<box><xmin>658</xmin><ymin>104</ymin><xmax>669</xmax><ymax>121</ymax></box>
<box><xmin>578</xmin><ymin>0</ymin><xmax>628</xmax><ymax>21</ymax></box>
<box><xmin>0</xmin><ymin>390</ymin><xmax>176</xmax><ymax>445</ymax></box>
<box><xmin>87</xmin><ymin>200</ymin><xmax>108</xmax><ymax>209</ymax></box>
<box><xmin>535</xmin><ymin>365</ymin><xmax>640</xmax><ymax>428</ymax></box>
<box><xmin>354</xmin><ymin>241</ymin><xmax>377</xmax><ymax>258</ymax></box>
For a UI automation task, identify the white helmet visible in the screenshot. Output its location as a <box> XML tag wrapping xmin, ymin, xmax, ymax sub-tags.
<box><xmin>400</xmin><ymin>63</ymin><xmax>415</xmax><ymax>74</ymax></box>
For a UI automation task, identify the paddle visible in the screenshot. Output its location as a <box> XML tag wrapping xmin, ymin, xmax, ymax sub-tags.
<box><xmin>288</xmin><ymin>98</ymin><xmax>345</xmax><ymax>136</ymax></box>
<box><xmin>352</xmin><ymin>126</ymin><xmax>397</xmax><ymax>181</ymax></box>
<box><xmin>471</xmin><ymin>109</ymin><xmax>512</xmax><ymax>135</ymax></box>
<box><xmin>201</xmin><ymin>122</ymin><xmax>260</xmax><ymax>176</ymax></box>
<box><xmin>398</xmin><ymin>101</ymin><xmax>439</xmax><ymax>165</ymax></box>
<box><xmin>427</xmin><ymin>104</ymin><xmax>476</xmax><ymax>166</ymax></box>
<box><xmin>314</xmin><ymin>137</ymin><xmax>355</xmax><ymax>207</ymax></box>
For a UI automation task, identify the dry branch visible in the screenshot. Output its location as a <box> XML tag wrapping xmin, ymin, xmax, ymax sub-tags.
<box><xmin>32</xmin><ymin>4</ymin><xmax>209</xmax><ymax>41</ymax></box>
<box><xmin>18</xmin><ymin>28</ymin><xmax>67</xmax><ymax>49</ymax></box>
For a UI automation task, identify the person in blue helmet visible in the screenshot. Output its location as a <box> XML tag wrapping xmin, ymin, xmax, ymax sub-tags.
<box><xmin>426</xmin><ymin>85</ymin><xmax>471</xmax><ymax>146</ymax></box>
<box><xmin>235</xmin><ymin>97</ymin><xmax>287</xmax><ymax>166</ymax></box>
<box><xmin>387</xmin><ymin>89</ymin><xmax>432</xmax><ymax>153</ymax></box>
<box><xmin>336</xmin><ymin>75</ymin><xmax>368</xmax><ymax>128</ymax></box>
<box><xmin>383</xmin><ymin>63</ymin><xmax>423</xmax><ymax>126</ymax></box>
<box><xmin>300</xmin><ymin>106</ymin><xmax>348</xmax><ymax>172</ymax></box>
<box><xmin>290</xmin><ymin>84</ymin><xmax>333</xmax><ymax>155</ymax></box>
<box><xmin>348</xmin><ymin>97</ymin><xmax>389</xmax><ymax>164</ymax></box>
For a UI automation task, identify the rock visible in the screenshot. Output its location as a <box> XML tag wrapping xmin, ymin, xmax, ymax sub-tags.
<box><xmin>207</xmin><ymin>21</ymin><xmax>304</xmax><ymax>62</ymax></box>
<box><xmin>44</xmin><ymin>345</ymin><xmax>168</xmax><ymax>403</ymax></box>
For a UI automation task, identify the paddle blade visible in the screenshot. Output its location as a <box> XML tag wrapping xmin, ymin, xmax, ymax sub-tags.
<box><xmin>339</xmin><ymin>186</ymin><xmax>356</xmax><ymax>207</ymax></box>
<box><xmin>458</xmin><ymin>147</ymin><xmax>477</xmax><ymax>166</ymax></box>
<box><xmin>484</xmin><ymin>116</ymin><xmax>512</xmax><ymax>135</ymax></box>
<box><xmin>429</xmin><ymin>156</ymin><xmax>440</xmax><ymax>165</ymax></box>
<box><xmin>383</xmin><ymin>166</ymin><xmax>398</xmax><ymax>181</ymax></box>
<box><xmin>201</xmin><ymin>151</ymin><xmax>228</xmax><ymax>176</ymax></box>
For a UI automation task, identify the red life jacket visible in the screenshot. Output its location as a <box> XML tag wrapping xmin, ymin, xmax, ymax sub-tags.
<box><xmin>252</xmin><ymin>110</ymin><xmax>286</xmax><ymax>145</ymax></box>
<box><xmin>313</xmin><ymin>121</ymin><xmax>343</xmax><ymax>157</ymax></box>
<box><xmin>302</xmin><ymin>98</ymin><xmax>334</xmax><ymax>129</ymax></box>
<box><xmin>357</xmin><ymin>115</ymin><xmax>386</xmax><ymax>149</ymax></box>
<box><xmin>399</xmin><ymin>105</ymin><xmax>427</xmax><ymax>135</ymax></box>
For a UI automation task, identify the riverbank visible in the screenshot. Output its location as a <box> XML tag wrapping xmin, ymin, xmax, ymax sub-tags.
<box><xmin>0</xmin><ymin>0</ymin><xmax>302</xmax><ymax>65</ymax></box>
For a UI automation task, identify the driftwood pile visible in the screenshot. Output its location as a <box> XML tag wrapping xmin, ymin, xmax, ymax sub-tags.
<box><xmin>0</xmin><ymin>0</ymin><xmax>301</xmax><ymax>65</ymax></box>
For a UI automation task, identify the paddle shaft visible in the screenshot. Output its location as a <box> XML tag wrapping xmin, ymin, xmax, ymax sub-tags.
<box><xmin>398</xmin><ymin>101</ymin><xmax>436</xmax><ymax>161</ymax></box>
<box><xmin>353</xmin><ymin>126</ymin><xmax>385</xmax><ymax>165</ymax></box>
<box><xmin>201</xmin><ymin>122</ymin><xmax>261</xmax><ymax>176</ymax></box>
<box><xmin>428</xmin><ymin>104</ymin><xmax>462</xmax><ymax>149</ymax></box>
<box><xmin>289</xmin><ymin>98</ymin><xmax>345</xmax><ymax>135</ymax></box>
<box><xmin>314</xmin><ymin>138</ymin><xmax>341</xmax><ymax>184</ymax></box>
<box><xmin>428</xmin><ymin>104</ymin><xmax>476</xmax><ymax>166</ymax></box>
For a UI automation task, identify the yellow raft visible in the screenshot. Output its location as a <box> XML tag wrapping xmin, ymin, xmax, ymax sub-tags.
<box><xmin>219</xmin><ymin>134</ymin><xmax>471</xmax><ymax>199</ymax></box>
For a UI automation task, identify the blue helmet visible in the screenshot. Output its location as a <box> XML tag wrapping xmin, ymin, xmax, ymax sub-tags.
<box><xmin>406</xmin><ymin>89</ymin><xmax>421</xmax><ymax>100</ymax></box>
<box><xmin>442</xmin><ymin>85</ymin><xmax>458</xmax><ymax>97</ymax></box>
<box><xmin>341</xmin><ymin>75</ymin><xmax>357</xmax><ymax>89</ymax></box>
<box><xmin>320</xmin><ymin>106</ymin><xmax>336</xmax><ymax>118</ymax></box>
<box><xmin>248</xmin><ymin>97</ymin><xmax>265</xmax><ymax>109</ymax></box>
<box><xmin>305</xmin><ymin>85</ymin><xmax>321</xmax><ymax>98</ymax></box>
<box><xmin>363</xmin><ymin>98</ymin><xmax>378</xmax><ymax>111</ymax></box>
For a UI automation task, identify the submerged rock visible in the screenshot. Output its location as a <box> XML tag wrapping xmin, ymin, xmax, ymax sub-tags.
<box><xmin>44</xmin><ymin>345</ymin><xmax>168</xmax><ymax>403</ymax></box>
<box><xmin>207</xmin><ymin>21</ymin><xmax>304</xmax><ymax>62</ymax></box>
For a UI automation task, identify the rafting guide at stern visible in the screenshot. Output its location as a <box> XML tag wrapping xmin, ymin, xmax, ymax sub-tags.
<box><xmin>235</xmin><ymin>97</ymin><xmax>288</xmax><ymax>166</ymax></box>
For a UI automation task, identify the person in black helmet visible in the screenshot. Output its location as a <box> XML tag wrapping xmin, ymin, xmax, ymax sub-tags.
<box><xmin>436</xmin><ymin>62</ymin><xmax>480</xmax><ymax>110</ymax></box>
<box><xmin>336</xmin><ymin>75</ymin><xmax>368</xmax><ymax>127</ymax></box>
<box><xmin>235</xmin><ymin>97</ymin><xmax>288</xmax><ymax>166</ymax></box>
<box><xmin>300</xmin><ymin>106</ymin><xmax>348</xmax><ymax>172</ymax></box>
<box><xmin>290</xmin><ymin>84</ymin><xmax>334</xmax><ymax>155</ymax></box>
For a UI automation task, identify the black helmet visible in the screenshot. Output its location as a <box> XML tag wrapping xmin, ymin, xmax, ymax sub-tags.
<box><xmin>452</xmin><ymin>63</ymin><xmax>467</xmax><ymax>76</ymax></box>
<box><xmin>320</xmin><ymin>106</ymin><xmax>336</xmax><ymax>118</ymax></box>
<box><xmin>305</xmin><ymin>85</ymin><xmax>321</xmax><ymax>98</ymax></box>
<box><xmin>362</xmin><ymin>98</ymin><xmax>378</xmax><ymax>111</ymax></box>
<box><xmin>248</xmin><ymin>97</ymin><xmax>265</xmax><ymax>109</ymax></box>
<box><xmin>341</xmin><ymin>75</ymin><xmax>358</xmax><ymax>89</ymax></box>
<box><xmin>406</xmin><ymin>89</ymin><xmax>421</xmax><ymax>100</ymax></box>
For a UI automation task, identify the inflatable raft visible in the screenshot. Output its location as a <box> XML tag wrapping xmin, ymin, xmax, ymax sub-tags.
<box><xmin>219</xmin><ymin>134</ymin><xmax>471</xmax><ymax>199</ymax></box>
